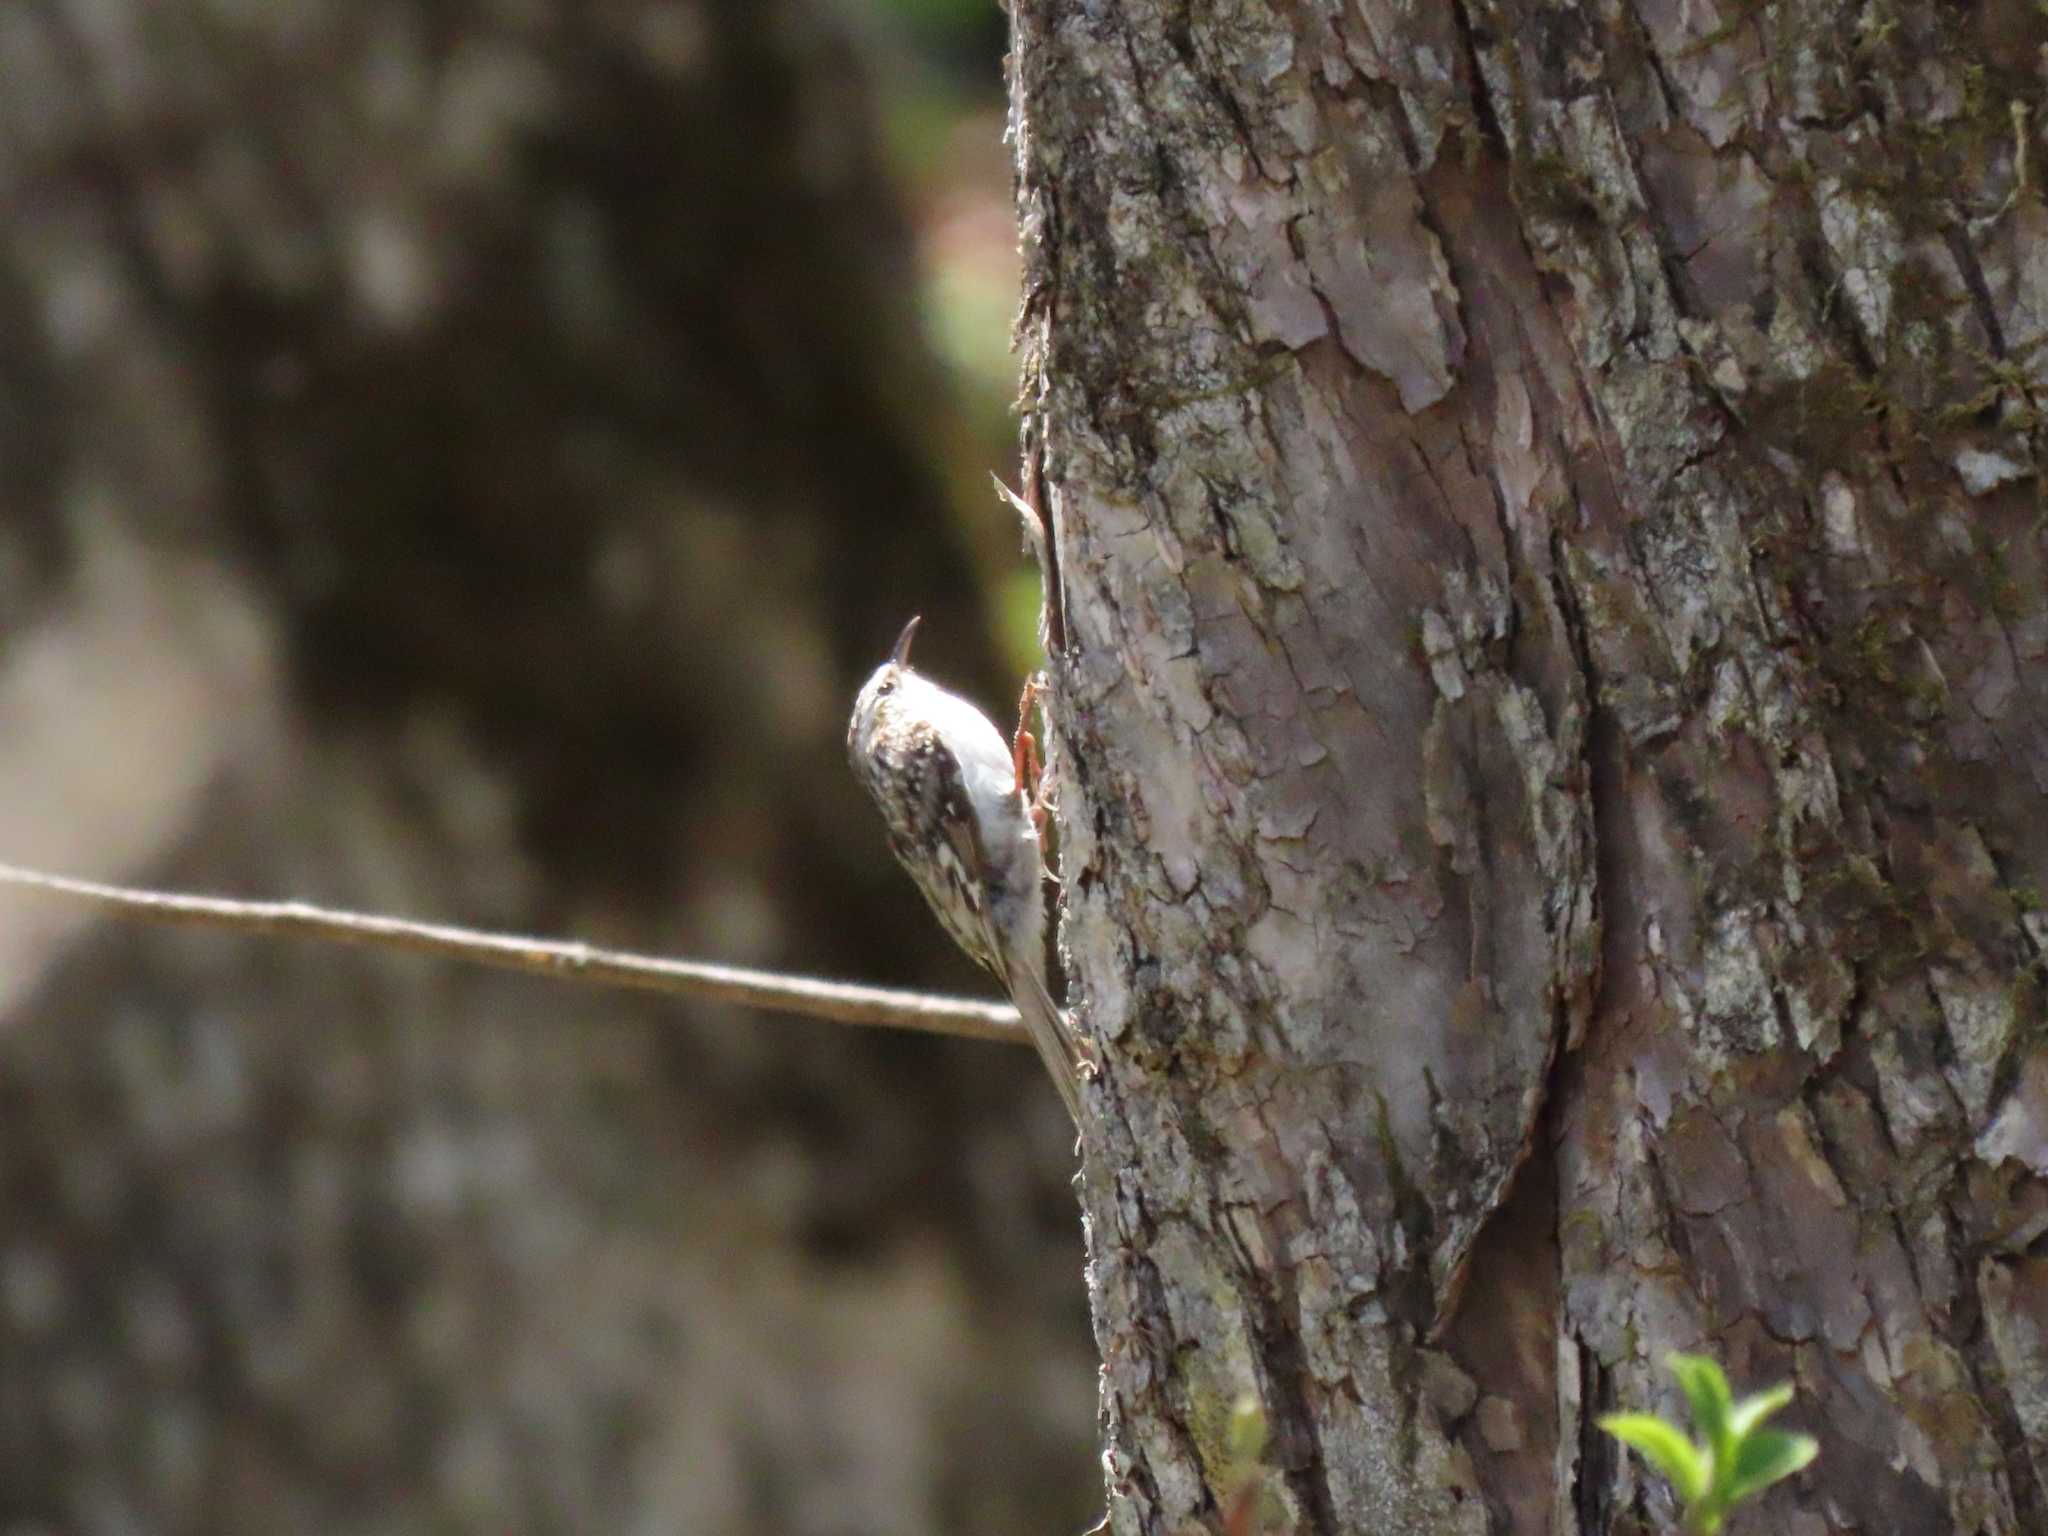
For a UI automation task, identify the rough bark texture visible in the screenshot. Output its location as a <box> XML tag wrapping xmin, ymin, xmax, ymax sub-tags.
<box><xmin>0</xmin><ymin>5</ymin><xmax>1100</xmax><ymax>1532</ymax></box>
<box><xmin>1012</xmin><ymin>1</ymin><xmax>2048</xmax><ymax>1531</ymax></box>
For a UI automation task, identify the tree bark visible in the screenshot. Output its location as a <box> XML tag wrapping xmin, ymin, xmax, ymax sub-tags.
<box><xmin>1013</xmin><ymin>1</ymin><xmax>2048</xmax><ymax>1531</ymax></box>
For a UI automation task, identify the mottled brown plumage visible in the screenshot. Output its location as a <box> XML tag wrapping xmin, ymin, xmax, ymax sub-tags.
<box><xmin>847</xmin><ymin>618</ymin><xmax>1089</xmax><ymax>1123</ymax></box>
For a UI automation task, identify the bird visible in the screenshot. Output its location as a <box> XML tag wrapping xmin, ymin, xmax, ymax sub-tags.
<box><xmin>847</xmin><ymin>616</ymin><xmax>1091</xmax><ymax>1124</ymax></box>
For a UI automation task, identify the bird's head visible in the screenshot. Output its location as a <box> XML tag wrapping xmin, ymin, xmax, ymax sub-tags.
<box><xmin>847</xmin><ymin>615</ymin><xmax>922</xmax><ymax>761</ymax></box>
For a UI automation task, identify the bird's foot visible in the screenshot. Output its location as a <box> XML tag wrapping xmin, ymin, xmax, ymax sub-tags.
<box><xmin>1012</xmin><ymin>673</ymin><xmax>1052</xmax><ymax>842</ymax></box>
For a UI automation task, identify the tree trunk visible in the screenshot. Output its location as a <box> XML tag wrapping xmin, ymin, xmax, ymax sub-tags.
<box><xmin>1013</xmin><ymin>1</ymin><xmax>2048</xmax><ymax>1531</ymax></box>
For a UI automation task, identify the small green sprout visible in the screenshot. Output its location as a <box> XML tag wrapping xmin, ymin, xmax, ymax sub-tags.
<box><xmin>1599</xmin><ymin>1353</ymin><xmax>1819</xmax><ymax>1535</ymax></box>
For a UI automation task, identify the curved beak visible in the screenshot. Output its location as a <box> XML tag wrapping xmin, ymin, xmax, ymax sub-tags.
<box><xmin>891</xmin><ymin>615</ymin><xmax>921</xmax><ymax>667</ymax></box>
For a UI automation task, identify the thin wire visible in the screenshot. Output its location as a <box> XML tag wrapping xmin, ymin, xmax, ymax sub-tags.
<box><xmin>0</xmin><ymin>861</ymin><xmax>1027</xmax><ymax>1045</ymax></box>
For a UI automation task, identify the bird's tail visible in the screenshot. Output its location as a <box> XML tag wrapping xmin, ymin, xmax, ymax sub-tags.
<box><xmin>1006</xmin><ymin>955</ymin><xmax>1091</xmax><ymax>1128</ymax></box>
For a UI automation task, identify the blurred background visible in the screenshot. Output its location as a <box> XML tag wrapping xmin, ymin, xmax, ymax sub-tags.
<box><xmin>0</xmin><ymin>2</ymin><xmax>1100</xmax><ymax>1532</ymax></box>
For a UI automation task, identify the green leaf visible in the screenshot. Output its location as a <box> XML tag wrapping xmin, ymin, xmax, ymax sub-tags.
<box><xmin>1723</xmin><ymin>1428</ymin><xmax>1818</xmax><ymax>1504</ymax></box>
<box><xmin>1728</xmin><ymin>1381</ymin><xmax>1795</xmax><ymax>1440</ymax></box>
<box><xmin>1598</xmin><ymin>1413</ymin><xmax>1710</xmax><ymax>1505</ymax></box>
<box><xmin>1225</xmin><ymin>1393</ymin><xmax>1269</xmax><ymax>1464</ymax></box>
<box><xmin>1668</xmin><ymin>1354</ymin><xmax>1737</xmax><ymax>1472</ymax></box>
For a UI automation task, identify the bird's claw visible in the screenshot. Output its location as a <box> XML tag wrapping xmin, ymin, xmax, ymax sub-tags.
<box><xmin>1012</xmin><ymin>673</ymin><xmax>1052</xmax><ymax>842</ymax></box>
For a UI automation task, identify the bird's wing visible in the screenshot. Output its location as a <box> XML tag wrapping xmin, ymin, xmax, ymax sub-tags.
<box><xmin>938</xmin><ymin>794</ymin><xmax>1090</xmax><ymax>1125</ymax></box>
<box><xmin>927</xmin><ymin>770</ymin><xmax>1003</xmax><ymax>975</ymax></box>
